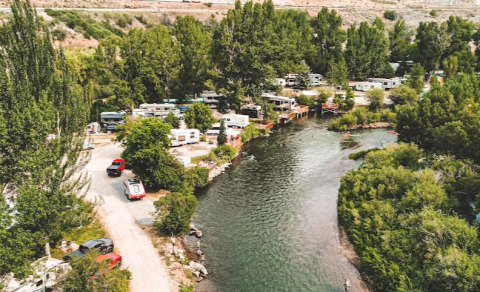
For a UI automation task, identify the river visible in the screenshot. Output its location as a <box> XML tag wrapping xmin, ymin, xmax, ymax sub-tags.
<box><xmin>192</xmin><ymin>115</ymin><xmax>397</xmax><ymax>292</ymax></box>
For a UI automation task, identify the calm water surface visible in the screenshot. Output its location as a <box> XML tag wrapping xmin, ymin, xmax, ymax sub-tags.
<box><xmin>193</xmin><ymin>115</ymin><xmax>397</xmax><ymax>292</ymax></box>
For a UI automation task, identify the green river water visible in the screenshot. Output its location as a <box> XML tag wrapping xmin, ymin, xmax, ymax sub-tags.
<box><xmin>192</xmin><ymin>115</ymin><xmax>397</xmax><ymax>292</ymax></box>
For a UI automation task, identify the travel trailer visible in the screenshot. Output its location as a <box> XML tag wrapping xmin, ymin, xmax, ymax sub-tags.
<box><xmin>284</xmin><ymin>73</ymin><xmax>322</xmax><ymax>87</ymax></box>
<box><xmin>354</xmin><ymin>82</ymin><xmax>383</xmax><ymax>92</ymax></box>
<box><xmin>221</xmin><ymin>114</ymin><xmax>250</xmax><ymax>128</ymax></box>
<box><xmin>100</xmin><ymin>111</ymin><xmax>126</xmax><ymax>124</ymax></box>
<box><xmin>132</xmin><ymin>109</ymin><xmax>145</xmax><ymax>118</ymax></box>
<box><xmin>262</xmin><ymin>93</ymin><xmax>296</xmax><ymax>111</ymax></box>
<box><xmin>284</xmin><ymin>74</ymin><xmax>297</xmax><ymax>87</ymax></box>
<box><xmin>241</xmin><ymin>105</ymin><xmax>262</xmax><ymax>118</ymax></box>
<box><xmin>201</xmin><ymin>91</ymin><xmax>223</xmax><ymax>105</ymax></box>
<box><xmin>310</xmin><ymin>73</ymin><xmax>322</xmax><ymax>86</ymax></box>
<box><xmin>206</xmin><ymin>128</ymin><xmax>241</xmax><ymax>140</ymax></box>
<box><xmin>275</xmin><ymin>78</ymin><xmax>286</xmax><ymax>87</ymax></box>
<box><xmin>85</xmin><ymin>122</ymin><xmax>101</xmax><ymax>134</ymax></box>
<box><xmin>139</xmin><ymin>103</ymin><xmax>180</xmax><ymax>118</ymax></box>
<box><xmin>368</xmin><ymin>78</ymin><xmax>403</xmax><ymax>90</ymax></box>
<box><xmin>170</xmin><ymin>129</ymin><xmax>200</xmax><ymax>147</ymax></box>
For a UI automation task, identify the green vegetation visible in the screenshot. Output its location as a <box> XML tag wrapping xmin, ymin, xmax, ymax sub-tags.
<box><xmin>388</xmin><ymin>85</ymin><xmax>419</xmax><ymax>105</ymax></box>
<box><xmin>45</xmin><ymin>9</ymin><xmax>124</xmax><ymax>39</ymax></box>
<box><xmin>154</xmin><ymin>192</ymin><xmax>199</xmax><ymax>235</ymax></box>
<box><xmin>329</xmin><ymin>108</ymin><xmax>396</xmax><ymax>131</ymax></box>
<box><xmin>430</xmin><ymin>9</ymin><xmax>438</xmax><ymax>17</ymax></box>
<box><xmin>180</xmin><ymin>284</ymin><xmax>195</xmax><ymax>292</ymax></box>
<box><xmin>217</xmin><ymin>120</ymin><xmax>227</xmax><ymax>145</ymax></box>
<box><xmin>405</xmin><ymin>63</ymin><xmax>426</xmax><ymax>94</ymax></box>
<box><xmin>184</xmin><ymin>102</ymin><xmax>216</xmax><ymax>133</ymax></box>
<box><xmin>63</xmin><ymin>220</ymin><xmax>106</xmax><ymax>245</ymax></box>
<box><xmin>164</xmin><ymin>112</ymin><xmax>180</xmax><ymax>129</ymax></box>
<box><xmin>366</xmin><ymin>88</ymin><xmax>385</xmax><ymax>112</ymax></box>
<box><xmin>383</xmin><ymin>10</ymin><xmax>396</xmax><ymax>21</ymax></box>
<box><xmin>239</xmin><ymin>123</ymin><xmax>265</xmax><ymax>143</ymax></box>
<box><xmin>347</xmin><ymin>148</ymin><xmax>380</xmax><ymax>160</ymax></box>
<box><xmin>208</xmin><ymin>145</ymin><xmax>238</xmax><ymax>164</ymax></box>
<box><xmin>293</xmin><ymin>61</ymin><xmax>312</xmax><ymax>90</ymax></box>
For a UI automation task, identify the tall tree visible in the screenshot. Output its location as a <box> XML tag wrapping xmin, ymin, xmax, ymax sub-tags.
<box><xmin>217</xmin><ymin>119</ymin><xmax>227</xmax><ymax>145</ymax></box>
<box><xmin>389</xmin><ymin>20</ymin><xmax>413</xmax><ymax>63</ymax></box>
<box><xmin>293</xmin><ymin>61</ymin><xmax>312</xmax><ymax>90</ymax></box>
<box><xmin>406</xmin><ymin>63</ymin><xmax>426</xmax><ymax>94</ymax></box>
<box><xmin>443</xmin><ymin>56</ymin><xmax>459</xmax><ymax>80</ymax></box>
<box><xmin>445</xmin><ymin>16</ymin><xmax>476</xmax><ymax>74</ymax></box>
<box><xmin>184</xmin><ymin>102</ymin><xmax>216</xmax><ymax>133</ymax></box>
<box><xmin>310</xmin><ymin>8</ymin><xmax>346</xmax><ymax>75</ymax></box>
<box><xmin>414</xmin><ymin>21</ymin><xmax>449</xmax><ymax>78</ymax></box>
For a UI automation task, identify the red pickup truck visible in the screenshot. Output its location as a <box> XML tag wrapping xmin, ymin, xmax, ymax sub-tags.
<box><xmin>106</xmin><ymin>159</ymin><xmax>128</xmax><ymax>177</ymax></box>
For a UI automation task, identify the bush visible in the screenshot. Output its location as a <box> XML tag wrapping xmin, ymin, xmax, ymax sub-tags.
<box><xmin>163</xmin><ymin>112</ymin><xmax>180</xmax><ymax>129</ymax></box>
<box><xmin>239</xmin><ymin>123</ymin><xmax>262</xmax><ymax>143</ymax></box>
<box><xmin>135</xmin><ymin>15</ymin><xmax>148</xmax><ymax>26</ymax></box>
<box><xmin>348</xmin><ymin>148</ymin><xmax>380</xmax><ymax>160</ymax></box>
<box><xmin>52</xmin><ymin>28</ymin><xmax>67</xmax><ymax>41</ymax></box>
<box><xmin>430</xmin><ymin>9</ymin><xmax>437</xmax><ymax>17</ymax></box>
<box><xmin>115</xmin><ymin>13</ymin><xmax>132</xmax><ymax>28</ymax></box>
<box><xmin>328</xmin><ymin>112</ymin><xmax>358</xmax><ymax>131</ymax></box>
<box><xmin>297</xmin><ymin>94</ymin><xmax>316</xmax><ymax>108</ymax></box>
<box><xmin>383</xmin><ymin>10</ymin><xmax>396</xmax><ymax>21</ymax></box>
<box><xmin>154</xmin><ymin>192</ymin><xmax>199</xmax><ymax>235</ymax></box>
<box><xmin>366</xmin><ymin>88</ymin><xmax>385</xmax><ymax>112</ymax></box>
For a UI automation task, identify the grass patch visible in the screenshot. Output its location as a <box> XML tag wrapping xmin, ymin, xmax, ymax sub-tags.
<box><xmin>180</xmin><ymin>284</ymin><xmax>194</xmax><ymax>292</ymax></box>
<box><xmin>63</xmin><ymin>219</ymin><xmax>106</xmax><ymax>244</ymax></box>
<box><xmin>51</xmin><ymin>248</ymin><xmax>67</xmax><ymax>260</ymax></box>
<box><xmin>348</xmin><ymin>148</ymin><xmax>380</xmax><ymax>160</ymax></box>
<box><xmin>191</xmin><ymin>155</ymin><xmax>208</xmax><ymax>165</ymax></box>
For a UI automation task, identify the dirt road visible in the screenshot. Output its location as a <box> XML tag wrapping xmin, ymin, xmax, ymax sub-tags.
<box><xmin>84</xmin><ymin>140</ymin><xmax>174</xmax><ymax>292</ymax></box>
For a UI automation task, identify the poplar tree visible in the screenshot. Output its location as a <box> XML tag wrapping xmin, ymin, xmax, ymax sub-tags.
<box><xmin>0</xmin><ymin>0</ymin><xmax>90</xmax><ymax>277</ymax></box>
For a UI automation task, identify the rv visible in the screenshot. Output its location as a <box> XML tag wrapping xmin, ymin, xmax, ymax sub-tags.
<box><xmin>284</xmin><ymin>74</ymin><xmax>297</xmax><ymax>87</ymax></box>
<box><xmin>201</xmin><ymin>91</ymin><xmax>223</xmax><ymax>105</ymax></box>
<box><xmin>85</xmin><ymin>122</ymin><xmax>101</xmax><ymax>134</ymax></box>
<box><xmin>163</xmin><ymin>98</ymin><xmax>204</xmax><ymax>104</ymax></box>
<box><xmin>132</xmin><ymin>109</ymin><xmax>145</xmax><ymax>118</ymax></box>
<box><xmin>241</xmin><ymin>105</ymin><xmax>262</xmax><ymax>118</ymax></box>
<box><xmin>262</xmin><ymin>93</ymin><xmax>296</xmax><ymax>111</ymax></box>
<box><xmin>100</xmin><ymin>111</ymin><xmax>126</xmax><ymax>124</ymax></box>
<box><xmin>206</xmin><ymin>128</ymin><xmax>241</xmax><ymax>140</ymax></box>
<box><xmin>221</xmin><ymin>114</ymin><xmax>249</xmax><ymax>128</ymax></box>
<box><xmin>310</xmin><ymin>74</ymin><xmax>323</xmax><ymax>86</ymax></box>
<box><xmin>170</xmin><ymin>129</ymin><xmax>200</xmax><ymax>147</ymax></box>
<box><xmin>368</xmin><ymin>78</ymin><xmax>402</xmax><ymax>90</ymax></box>
<box><xmin>3</xmin><ymin>257</ymin><xmax>71</xmax><ymax>292</ymax></box>
<box><xmin>139</xmin><ymin>103</ymin><xmax>180</xmax><ymax>118</ymax></box>
<box><xmin>354</xmin><ymin>82</ymin><xmax>383</xmax><ymax>92</ymax></box>
<box><xmin>275</xmin><ymin>78</ymin><xmax>286</xmax><ymax>87</ymax></box>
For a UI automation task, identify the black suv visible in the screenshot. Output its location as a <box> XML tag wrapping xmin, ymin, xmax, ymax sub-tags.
<box><xmin>64</xmin><ymin>238</ymin><xmax>114</xmax><ymax>261</ymax></box>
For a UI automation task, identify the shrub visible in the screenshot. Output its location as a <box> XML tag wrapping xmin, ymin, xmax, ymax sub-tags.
<box><xmin>366</xmin><ymin>88</ymin><xmax>385</xmax><ymax>112</ymax></box>
<box><xmin>383</xmin><ymin>10</ymin><xmax>396</xmax><ymax>21</ymax></box>
<box><xmin>348</xmin><ymin>148</ymin><xmax>380</xmax><ymax>160</ymax></box>
<box><xmin>328</xmin><ymin>112</ymin><xmax>358</xmax><ymax>131</ymax></box>
<box><xmin>297</xmin><ymin>94</ymin><xmax>316</xmax><ymax>108</ymax></box>
<box><xmin>430</xmin><ymin>9</ymin><xmax>437</xmax><ymax>17</ymax></box>
<box><xmin>52</xmin><ymin>28</ymin><xmax>67</xmax><ymax>41</ymax></box>
<box><xmin>154</xmin><ymin>192</ymin><xmax>199</xmax><ymax>235</ymax></box>
<box><xmin>239</xmin><ymin>123</ymin><xmax>262</xmax><ymax>143</ymax></box>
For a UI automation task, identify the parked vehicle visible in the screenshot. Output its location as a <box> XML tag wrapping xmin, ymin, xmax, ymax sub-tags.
<box><xmin>284</xmin><ymin>74</ymin><xmax>297</xmax><ymax>87</ymax></box>
<box><xmin>85</xmin><ymin>122</ymin><xmax>101</xmax><ymax>134</ymax></box>
<box><xmin>170</xmin><ymin>129</ymin><xmax>200</xmax><ymax>146</ymax></box>
<box><xmin>82</xmin><ymin>142</ymin><xmax>95</xmax><ymax>150</ymax></box>
<box><xmin>106</xmin><ymin>124</ymin><xmax>118</xmax><ymax>132</ymax></box>
<box><xmin>368</xmin><ymin>78</ymin><xmax>402</xmax><ymax>90</ymax></box>
<box><xmin>354</xmin><ymin>82</ymin><xmax>383</xmax><ymax>92</ymax></box>
<box><xmin>124</xmin><ymin>179</ymin><xmax>146</xmax><ymax>200</ymax></box>
<box><xmin>201</xmin><ymin>91</ymin><xmax>222</xmax><ymax>105</ymax></box>
<box><xmin>3</xmin><ymin>257</ymin><xmax>71</xmax><ymax>292</ymax></box>
<box><xmin>221</xmin><ymin>114</ymin><xmax>250</xmax><ymax>128</ymax></box>
<box><xmin>139</xmin><ymin>103</ymin><xmax>181</xmax><ymax>118</ymax></box>
<box><xmin>310</xmin><ymin>73</ymin><xmax>322</xmax><ymax>86</ymax></box>
<box><xmin>64</xmin><ymin>238</ymin><xmax>114</xmax><ymax>261</ymax></box>
<box><xmin>100</xmin><ymin>111</ymin><xmax>126</xmax><ymax>124</ymax></box>
<box><xmin>90</xmin><ymin>253</ymin><xmax>122</xmax><ymax>279</ymax></box>
<box><xmin>107</xmin><ymin>159</ymin><xmax>128</xmax><ymax>177</ymax></box>
<box><xmin>262</xmin><ymin>93</ymin><xmax>296</xmax><ymax>110</ymax></box>
<box><xmin>241</xmin><ymin>104</ymin><xmax>262</xmax><ymax>118</ymax></box>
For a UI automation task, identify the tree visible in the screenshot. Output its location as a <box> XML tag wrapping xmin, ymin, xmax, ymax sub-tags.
<box><xmin>366</xmin><ymin>88</ymin><xmax>385</xmax><ymax>112</ymax></box>
<box><xmin>217</xmin><ymin>119</ymin><xmax>227</xmax><ymax>145</ymax></box>
<box><xmin>405</xmin><ymin>63</ymin><xmax>426</xmax><ymax>94</ymax></box>
<box><xmin>443</xmin><ymin>55</ymin><xmax>459</xmax><ymax>80</ymax></box>
<box><xmin>310</xmin><ymin>8</ymin><xmax>346</xmax><ymax>75</ymax></box>
<box><xmin>344</xmin><ymin>87</ymin><xmax>355</xmax><ymax>111</ymax></box>
<box><xmin>173</xmin><ymin>16</ymin><xmax>212</xmax><ymax>102</ymax></box>
<box><xmin>293</xmin><ymin>61</ymin><xmax>312</xmax><ymax>90</ymax></box>
<box><xmin>414</xmin><ymin>21</ymin><xmax>449</xmax><ymax>77</ymax></box>
<box><xmin>383</xmin><ymin>10</ymin><xmax>396</xmax><ymax>21</ymax></box>
<box><xmin>163</xmin><ymin>112</ymin><xmax>180</xmax><ymax>129</ymax></box>
<box><xmin>184</xmin><ymin>102</ymin><xmax>216</xmax><ymax>133</ymax></box>
<box><xmin>389</xmin><ymin>85</ymin><xmax>419</xmax><ymax>105</ymax></box>
<box><xmin>57</xmin><ymin>251</ymin><xmax>131</xmax><ymax>292</ymax></box>
<box><xmin>325</xmin><ymin>58</ymin><xmax>348</xmax><ymax>89</ymax></box>
<box><xmin>389</xmin><ymin>20</ymin><xmax>413</xmax><ymax>63</ymax></box>
<box><xmin>444</xmin><ymin>16</ymin><xmax>475</xmax><ymax>74</ymax></box>
<box><xmin>154</xmin><ymin>193</ymin><xmax>199</xmax><ymax>235</ymax></box>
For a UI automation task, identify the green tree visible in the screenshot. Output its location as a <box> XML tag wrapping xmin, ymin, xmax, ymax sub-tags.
<box><xmin>325</xmin><ymin>58</ymin><xmax>348</xmax><ymax>90</ymax></box>
<box><xmin>163</xmin><ymin>112</ymin><xmax>180</xmax><ymax>129</ymax></box>
<box><xmin>184</xmin><ymin>102</ymin><xmax>216</xmax><ymax>133</ymax></box>
<box><xmin>405</xmin><ymin>63</ymin><xmax>426</xmax><ymax>94</ymax></box>
<box><xmin>154</xmin><ymin>192</ymin><xmax>199</xmax><ymax>235</ymax></box>
<box><xmin>310</xmin><ymin>8</ymin><xmax>346</xmax><ymax>75</ymax></box>
<box><xmin>217</xmin><ymin>119</ymin><xmax>227</xmax><ymax>145</ymax></box>
<box><xmin>366</xmin><ymin>88</ymin><xmax>385</xmax><ymax>112</ymax></box>
<box><xmin>383</xmin><ymin>10</ymin><xmax>396</xmax><ymax>21</ymax></box>
<box><xmin>389</xmin><ymin>85</ymin><xmax>419</xmax><ymax>105</ymax></box>
<box><xmin>443</xmin><ymin>55</ymin><xmax>459</xmax><ymax>80</ymax></box>
<box><xmin>344</xmin><ymin>87</ymin><xmax>355</xmax><ymax>111</ymax></box>
<box><xmin>57</xmin><ymin>251</ymin><xmax>131</xmax><ymax>292</ymax></box>
<box><xmin>444</xmin><ymin>16</ymin><xmax>475</xmax><ymax>74</ymax></box>
<box><xmin>414</xmin><ymin>21</ymin><xmax>449</xmax><ymax>77</ymax></box>
<box><xmin>293</xmin><ymin>61</ymin><xmax>312</xmax><ymax>90</ymax></box>
<box><xmin>389</xmin><ymin>20</ymin><xmax>413</xmax><ymax>63</ymax></box>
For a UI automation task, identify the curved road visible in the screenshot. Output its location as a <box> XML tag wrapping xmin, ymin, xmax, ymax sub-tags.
<box><xmin>84</xmin><ymin>140</ymin><xmax>173</xmax><ymax>292</ymax></box>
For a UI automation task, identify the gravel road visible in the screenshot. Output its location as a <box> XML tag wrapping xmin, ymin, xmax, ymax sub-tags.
<box><xmin>84</xmin><ymin>140</ymin><xmax>173</xmax><ymax>292</ymax></box>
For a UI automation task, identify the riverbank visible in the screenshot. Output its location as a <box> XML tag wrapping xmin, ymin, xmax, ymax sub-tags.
<box><xmin>349</xmin><ymin>122</ymin><xmax>392</xmax><ymax>130</ymax></box>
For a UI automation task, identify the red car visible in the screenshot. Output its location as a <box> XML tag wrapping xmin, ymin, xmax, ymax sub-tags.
<box><xmin>90</xmin><ymin>253</ymin><xmax>122</xmax><ymax>279</ymax></box>
<box><xmin>124</xmin><ymin>179</ymin><xmax>146</xmax><ymax>200</ymax></box>
<box><xmin>106</xmin><ymin>159</ymin><xmax>128</xmax><ymax>177</ymax></box>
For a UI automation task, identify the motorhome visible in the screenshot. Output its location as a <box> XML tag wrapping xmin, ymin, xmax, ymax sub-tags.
<box><xmin>132</xmin><ymin>109</ymin><xmax>145</xmax><ymax>118</ymax></box>
<box><xmin>85</xmin><ymin>122</ymin><xmax>101</xmax><ymax>134</ymax></box>
<box><xmin>3</xmin><ymin>257</ymin><xmax>71</xmax><ymax>292</ymax></box>
<box><xmin>284</xmin><ymin>74</ymin><xmax>297</xmax><ymax>87</ymax></box>
<box><xmin>163</xmin><ymin>98</ymin><xmax>204</xmax><ymax>104</ymax></box>
<box><xmin>221</xmin><ymin>114</ymin><xmax>249</xmax><ymax>128</ymax></box>
<box><xmin>241</xmin><ymin>105</ymin><xmax>262</xmax><ymax>118</ymax></box>
<box><xmin>354</xmin><ymin>82</ymin><xmax>383</xmax><ymax>92</ymax></box>
<box><xmin>262</xmin><ymin>93</ymin><xmax>296</xmax><ymax>111</ymax></box>
<box><xmin>139</xmin><ymin>103</ymin><xmax>180</xmax><ymax>118</ymax></box>
<box><xmin>170</xmin><ymin>129</ymin><xmax>200</xmax><ymax>147</ymax></box>
<box><xmin>206</xmin><ymin>128</ymin><xmax>241</xmax><ymax>140</ymax></box>
<box><xmin>368</xmin><ymin>78</ymin><xmax>402</xmax><ymax>90</ymax></box>
<box><xmin>310</xmin><ymin>73</ymin><xmax>323</xmax><ymax>86</ymax></box>
<box><xmin>100</xmin><ymin>111</ymin><xmax>126</xmax><ymax>124</ymax></box>
<box><xmin>201</xmin><ymin>91</ymin><xmax>223</xmax><ymax>105</ymax></box>
<box><xmin>275</xmin><ymin>78</ymin><xmax>286</xmax><ymax>87</ymax></box>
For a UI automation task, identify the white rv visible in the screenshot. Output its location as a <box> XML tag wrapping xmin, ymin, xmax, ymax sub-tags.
<box><xmin>275</xmin><ymin>78</ymin><xmax>286</xmax><ymax>87</ymax></box>
<box><xmin>368</xmin><ymin>78</ymin><xmax>402</xmax><ymax>90</ymax></box>
<box><xmin>355</xmin><ymin>82</ymin><xmax>383</xmax><ymax>92</ymax></box>
<box><xmin>241</xmin><ymin>104</ymin><xmax>262</xmax><ymax>118</ymax></box>
<box><xmin>221</xmin><ymin>114</ymin><xmax>249</xmax><ymax>128</ymax></box>
<box><xmin>206</xmin><ymin>128</ymin><xmax>241</xmax><ymax>140</ymax></box>
<box><xmin>284</xmin><ymin>74</ymin><xmax>297</xmax><ymax>87</ymax></box>
<box><xmin>100</xmin><ymin>111</ymin><xmax>126</xmax><ymax>124</ymax></box>
<box><xmin>139</xmin><ymin>103</ymin><xmax>180</xmax><ymax>118</ymax></box>
<box><xmin>262</xmin><ymin>93</ymin><xmax>296</xmax><ymax>111</ymax></box>
<box><xmin>201</xmin><ymin>91</ymin><xmax>223</xmax><ymax>105</ymax></box>
<box><xmin>132</xmin><ymin>109</ymin><xmax>145</xmax><ymax>118</ymax></box>
<box><xmin>3</xmin><ymin>257</ymin><xmax>71</xmax><ymax>292</ymax></box>
<box><xmin>170</xmin><ymin>129</ymin><xmax>200</xmax><ymax>147</ymax></box>
<box><xmin>85</xmin><ymin>122</ymin><xmax>101</xmax><ymax>134</ymax></box>
<box><xmin>310</xmin><ymin>73</ymin><xmax>323</xmax><ymax>86</ymax></box>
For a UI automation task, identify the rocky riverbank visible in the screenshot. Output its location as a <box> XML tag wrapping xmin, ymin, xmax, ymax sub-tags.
<box><xmin>349</xmin><ymin>122</ymin><xmax>392</xmax><ymax>130</ymax></box>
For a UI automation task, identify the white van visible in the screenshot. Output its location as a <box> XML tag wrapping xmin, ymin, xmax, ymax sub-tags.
<box><xmin>221</xmin><ymin>114</ymin><xmax>249</xmax><ymax>128</ymax></box>
<box><xmin>170</xmin><ymin>129</ymin><xmax>200</xmax><ymax>146</ymax></box>
<box><xmin>124</xmin><ymin>179</ymin><xmax>146</xmax><ymax>200</ymax></box>
<box><xmin>355</xmin><ymin>82</ymin><xmax>383</xmax><ymax>92</ymax></box>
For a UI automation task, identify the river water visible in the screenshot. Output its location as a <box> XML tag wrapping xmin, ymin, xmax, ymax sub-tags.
<box><xmin>193</xmin><ymin>115</ymin><xmax>397</xmax><ymax>292</ymax></box>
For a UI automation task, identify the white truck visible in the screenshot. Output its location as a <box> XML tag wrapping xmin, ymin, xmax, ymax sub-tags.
<box><xmin>221</xmin><ymin>114</ymin><xmax>249</xmax><ymax>128</ymax></box>
<box><xmin>170</xmin><ymin>129</ymin><xmax>200</xmax><ymax>146</ymax></box>
<box><xmin>354</xmin><ymin>82</ymin><xmax>383</xmax><ymax>92</ymax></box>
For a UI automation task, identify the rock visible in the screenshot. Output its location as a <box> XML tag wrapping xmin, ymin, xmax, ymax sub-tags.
<box><xmin>195</xmin><ymin>230</ymin><xmax>203</xmax><ymax>238</ymax></box>
<box><xmin>196</xmin><ymin>276</ymin><xmax>204</xmax><ymax>282</ymax></box>
<box><xmin>189</xmin><ymin>224</ymin><xmax>195</xmax><ymax>230</ymax></box>
<box><xmin>193</xmin><ymin>271</ymin><xmax>200</xmax><ymax>278</ymax></box>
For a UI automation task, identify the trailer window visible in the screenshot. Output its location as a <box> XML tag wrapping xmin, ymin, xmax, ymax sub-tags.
<box><xmin>133</xmin><ymin>185</ymin><xmax>140</xmax><ymax>193</ymax></box>
<box><xmin>384</xmin><ymin>82</ymin><xmax>388</xmax><ymax>85</ymax></box>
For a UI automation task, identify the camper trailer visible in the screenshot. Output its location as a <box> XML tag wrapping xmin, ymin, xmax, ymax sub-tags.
<box><xmin>100</xmin><ymin>111</ymin><xmax>126</xmax><ymax>124</ymax></box>
<box><xmin>132</xmin><ymin>109</ymin><xmax>146</xmax><ymax>118</ymax></box>
<box><xmin>241</xmin><ymin>105</ymin><xmax>262</xmax><ymax>118</ymax></box>
<box><xmin>3</xmin><ymin>257</ymin><xmax>71</xmax><ymax>292</ymax></box>
<box><xmin>201</xmin><ymin>91</ymin><xmax>223</xmax><ymax>105</ymax></box>
<box><xmin>85</xmin><ymin>122</ymin><xmax>101</xmax><ymax>134</ymax></box>
<box><xmin>310</xmin><ymin>74</ymin><xmax>323</xmax><ymax>86</ymax></box>
<box><xmin>354</xmin><ymin>82</ymin><xmax>383</xmax><ymax>92</ymax></box>
<box><xmin>276</xmin><ymin>78</ymin><xmax>286</xmax><ymax>87</ymax></box>
<box><xmin>262</xmin><ymin>93</ymin><xmax>296</xmax><ymax>111</ymax></box>
<box><xmin>368</xmin><ymin>78</ymin><xmax>402</xmax><ymax>90</ymax></box>
<box><xmin>221</xmin><ymin>114</ymin><xmax>249</xmax><ymax>128</ymax></box>
<box><xmin>139</xmin><ymin>103</ymin><xmax>180</xmax><ymax>118</ymax></box>
<box><xmin>206</xmin><ymin>128</ymin><xmax>241</xmax><ymax>141</ymax></box>
<box><xmin>284</xmin><ymin>74</ymin><xmax>297</xmax><ymax>87</ymax></box>
<box><xmin>170</xmin><ymin>129</ymin><xmax>200</xmax><ymax>147</ymax></box>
